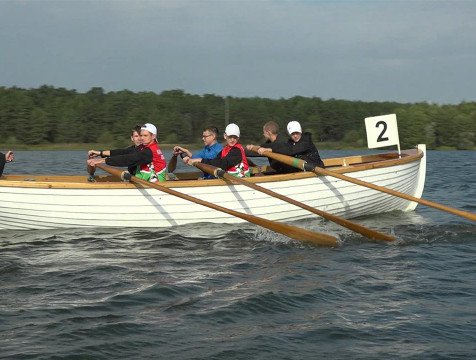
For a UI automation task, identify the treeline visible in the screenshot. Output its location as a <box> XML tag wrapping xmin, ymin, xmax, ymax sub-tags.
<box><xmin>0</xmin><ymin>85</ymin><xmax>475</xmax><ymax>150</ymax></box>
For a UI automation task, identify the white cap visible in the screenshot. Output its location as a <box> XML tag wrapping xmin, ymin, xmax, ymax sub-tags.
<box><xmin>287</xmin><ymin>121</ymin><xmax>302</xmax><ymax>135</ymax></box>
<box><xmin>141</xmin><ymin>123</ymin><xmax>157</xmax><ymax>135</ymax></box>
<box><xmin>225</xmin><ymin>123</ymin><xmax>240</xmax><ymax>137</ymax></box>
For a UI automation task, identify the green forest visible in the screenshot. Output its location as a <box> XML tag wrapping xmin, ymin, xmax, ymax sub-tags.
<box><xmin>1</xmin><ymin>85</ymin><xmax>475</xmax><ymax>150</ymax></box>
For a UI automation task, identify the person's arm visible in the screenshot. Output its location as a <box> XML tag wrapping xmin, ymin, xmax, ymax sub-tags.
<box><xmin>4</xmin><ymin>151</ymin><xmax>14</xmax><ymax>162</ymax></box>
<box><xmin>88</xmin><ymin>146</ymin><xmax>137</xmax><ymax>159</ymax></box>
<box><xmin>88</xmin><ymin>149</ymin><xmax>110</xmax><ymax>158</ymax></box>
<box><xmin>105</xmin><ymin>148</ymin><xmax>153</xmax><ymax>168</ymax></box>
<box><xmin>110</xmin><ymin>146</ymin><xmax>139</xmax><ymax>157</ymax></box>
<box><xmin>0</xmin><ymin>151</ymin><xmax>14</xmax><ymax>177</ymax></box>
<box><xmin>201</xmin><ymin>147</ymin><xmax>242</xmax><ymax>170</ymax></box>
<box><xmin>244</xmin><ymin>146</ymin><xmax>260</xmax><ymax>157</ymax></box>
<box><xmin>174</xmin><ymin>146</ymin><xmax>192</xmax><ymax>158</ymax></box>
<box><xmin>268</xmin><ymin>140</ymin><xmax>291</xmax><ymax>155</ymax></box>
<box><xmin>245</xmin><ymin>140</ymin><xmax>272</xmax><ymax>157</ymax></box>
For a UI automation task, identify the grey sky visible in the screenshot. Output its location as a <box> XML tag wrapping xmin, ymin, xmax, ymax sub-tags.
<box><xmin>1</xmin><ymin>0</ymin><xmax>475</xmax><ymax>104</ymax></box>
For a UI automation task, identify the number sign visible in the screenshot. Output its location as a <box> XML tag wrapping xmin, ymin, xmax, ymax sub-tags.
<box><xmin>365</xmin><ymin>114</ymin><xmax>400</xmax><ymax>149</ymax></box>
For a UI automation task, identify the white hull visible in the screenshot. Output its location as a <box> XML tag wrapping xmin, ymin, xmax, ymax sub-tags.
<box><xmin>0</xmin><ymin>145</ymin><xmax>426</xmax><ymax>230</ymax></box>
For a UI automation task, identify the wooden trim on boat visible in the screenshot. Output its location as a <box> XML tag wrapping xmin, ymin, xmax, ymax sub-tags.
<box><xmin>0</xmin><ymin>147</ymin><xmax>423</xmax><ymax>190</ymax></box>
<box><xmin>323</xmin><ymin>147</ymin><xmax>423</xmax><ymax>175</ymax></box>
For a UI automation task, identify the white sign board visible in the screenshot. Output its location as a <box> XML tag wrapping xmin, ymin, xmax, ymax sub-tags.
<box><xmin>365</xmin><ymin>114</ymin><xmax>400</xmax><ymax>151</ymax></box>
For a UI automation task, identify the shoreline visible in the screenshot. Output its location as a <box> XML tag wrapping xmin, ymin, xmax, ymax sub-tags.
<box><xmin>0</xmin><ymin>143</ymin><xmax>465</xmax><ymax>151</ymax></box>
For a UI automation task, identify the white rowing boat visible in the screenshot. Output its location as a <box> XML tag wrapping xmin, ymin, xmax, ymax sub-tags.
<box><xmin>0</xmin><ymin>145</ymin><xmax>426</xmax><ymax>230</ymax></box>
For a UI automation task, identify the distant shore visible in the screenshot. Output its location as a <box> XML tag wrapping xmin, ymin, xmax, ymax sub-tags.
<box><xmin>0</xmin><ymin>143</ymin><xmax>200</xmax><ymax>151</ymax></box>
<box><xmin>0</xmin><ymin>142</ymin><xmax>464</xmax><ymax>151</ymax></box>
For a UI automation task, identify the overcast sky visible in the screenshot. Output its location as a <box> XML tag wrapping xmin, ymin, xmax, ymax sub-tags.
<box><xmin>1</xmin><ymin>0</ymin><xmax>475</xmax><ymax>104</ymax></box>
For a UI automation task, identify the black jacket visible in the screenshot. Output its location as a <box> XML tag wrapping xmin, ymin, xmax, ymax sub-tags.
<box><xmin>272</xmin><ymin>132</ymin><xmax>325</xmax><ymax>169</ymax></box>
<box><xmin>244</xmin><ymin>134</ymin><xmax>298</xmax><ymax>174</ymax></box>
<box><xmin>264</xmin><ymin>134</ymin><xmax>302</xmax><ymax>173</ymax></box>
<box><xmin>108</xmin><ymin>145</ymin><xmax>151</xmax><ymax>174</ymax></box>
<box><xmin>0</xmin><ymin>152</ymin><xmax>6</xmax><ymax>177</ymax></box>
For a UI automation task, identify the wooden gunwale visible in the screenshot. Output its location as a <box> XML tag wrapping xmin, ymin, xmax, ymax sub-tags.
<box><xmin>0</xmin><ymin>147</ymin><xmax>423</xmax><ymax>190</ymax></box>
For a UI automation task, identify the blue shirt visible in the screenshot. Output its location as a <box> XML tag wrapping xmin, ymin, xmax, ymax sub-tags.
<box><xmin>191</xmin><ymin>142</ymin><xmax>223</xmax><ymax>179</ymax></box>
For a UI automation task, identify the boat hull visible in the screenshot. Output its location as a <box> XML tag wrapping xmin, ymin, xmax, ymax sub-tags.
<box><xmin>0</xmin><ymin>145</ymin><xmax>426</xmax><ymax>230</ymax></box>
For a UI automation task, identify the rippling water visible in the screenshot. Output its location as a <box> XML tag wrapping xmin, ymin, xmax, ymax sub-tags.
<box><xmin>1</xmin><ymin>149</ymin><xmax>475</xmax><ymax>359</ymax></box>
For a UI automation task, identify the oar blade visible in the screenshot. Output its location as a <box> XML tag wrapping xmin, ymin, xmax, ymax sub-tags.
<box><xmin>207</xmin><ymin>155</ymin><xmax>395</xmax><ymax>242</ymax></box>
<box><xmin>95</xmin><ymin>164</ymin><xmax>339</xmax><ymax>247</ymax></box>
<box><xmin>266</xmin><ymin>220</ymin><xmax>339</xmax><ymax>246</ymax></box>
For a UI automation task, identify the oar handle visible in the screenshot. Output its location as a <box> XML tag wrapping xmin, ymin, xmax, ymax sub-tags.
<box><xmin>249</xmin><ymin>146</ymin><xmax>308</xmax><ymax>171</ymax></box>
<box><xmin>193</xmin><ymin>162</ymin><xmax>226</xmax><ymax>179</ymax></box>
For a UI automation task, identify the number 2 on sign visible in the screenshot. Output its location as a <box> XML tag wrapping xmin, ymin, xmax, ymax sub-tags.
<box><xmin>376</xmin><ymin>121</ymin><xmax>389</xmax><ymax>142</ymax></box>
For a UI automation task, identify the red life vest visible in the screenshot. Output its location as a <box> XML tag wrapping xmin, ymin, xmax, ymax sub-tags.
<box><xmin>137</xmin><ymin>141</ymin><xmax>167</xmax><ymax>182</ymax></box>
<box><xmin>220</xmin><ymin>143</ymin><xmax>250</xmax><ymax>177</ymax></box>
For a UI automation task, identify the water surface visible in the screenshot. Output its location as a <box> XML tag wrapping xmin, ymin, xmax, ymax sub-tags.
<box><xmin>1</xmin><ymin>149</ymin><xmax>475</xmax><ymax>359</ymax></box>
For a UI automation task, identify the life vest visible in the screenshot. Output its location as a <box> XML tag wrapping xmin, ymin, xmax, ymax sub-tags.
<box><xmin>136</xmin><ymin>141</ymin><xmax>167</xmax><ymax>182</ymax></box>
<box><xmin>220</xmin><ymin>143</ymin><xmax>250</xmax><ymax>177</ymax></box>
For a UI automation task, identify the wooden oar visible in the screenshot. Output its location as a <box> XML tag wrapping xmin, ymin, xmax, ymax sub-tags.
<box><xmin>249</xmin><ymin>146</ymin><xmax>476</xmax><ymax>223</ymax></box>
<box><xmin>193</xmin><ymin>162</ymin><xmax>395</xmax><ymax>242</ymax></box>
<box><xmin>87</xmin><ymin>164</ymin><xmax>96</xmax><ymax>181</ymax></box>
<box><xmin>168</xmin><ymin>152</ymin><xmax>257</xmax><ymax>172</ymax></box>
<box><xmin>94</xmin><ymin>164</ymin><xmax>339</xmax><ymax>247</ymax></box>
<box><xmin>168</xmin><ymin>154</ymin><xmax>178</xmax><ymax>173</ymax></box>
